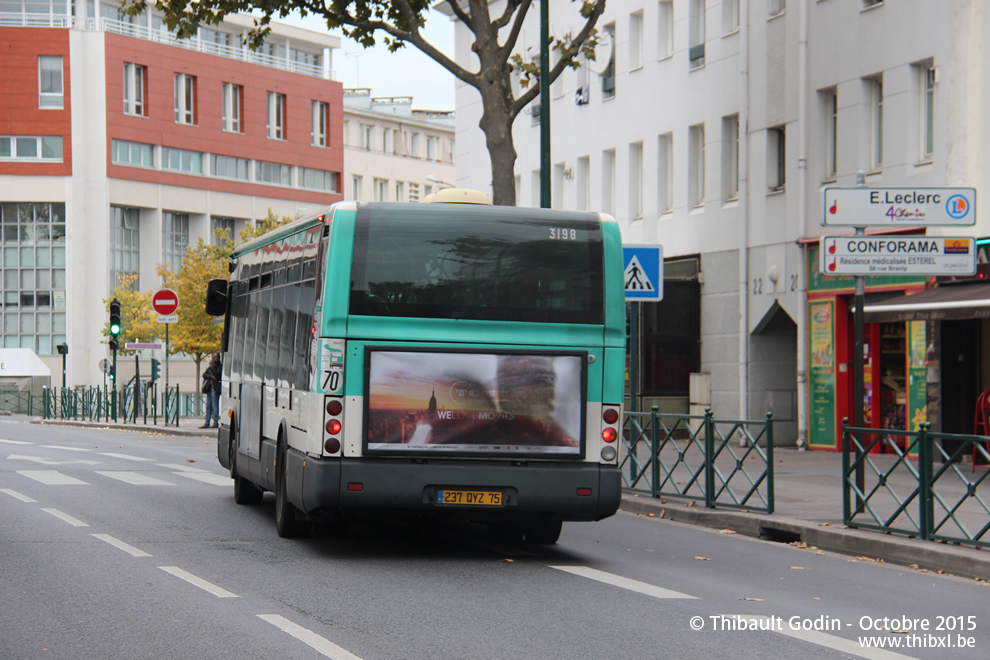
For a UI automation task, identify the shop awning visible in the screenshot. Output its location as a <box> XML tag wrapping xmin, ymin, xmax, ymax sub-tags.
<box><xmin>863</xmin><ymin>282</ymin><xmax>990</xmax><ymax>322</ymax></box>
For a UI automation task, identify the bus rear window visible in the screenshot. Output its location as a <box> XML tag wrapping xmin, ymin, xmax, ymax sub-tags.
<box><xmin>350</xmin><ymin>204</ymin><xmax>604</xmax><ymax>324</ymax></box>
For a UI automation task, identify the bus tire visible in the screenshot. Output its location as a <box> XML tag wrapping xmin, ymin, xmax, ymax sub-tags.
<box><xmin>524</xmin><ymin>520</ymin><xmax>562</xmax><ymax>545</ymax></box>
<box><xmin>231</xmin><ymin>429</ymin><xmax>263</xmax><ymax>505</ymax></box>
<box><xmin>275</xmin><ymin>438</ymin><xmax>306</xmax><ymax>538</ymax></box>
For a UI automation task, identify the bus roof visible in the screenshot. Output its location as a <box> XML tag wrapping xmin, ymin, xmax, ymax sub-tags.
<box><xmin>230</xmin><ymin>211</ymin><xmax>331</xmax><ymax>260</ymax></box>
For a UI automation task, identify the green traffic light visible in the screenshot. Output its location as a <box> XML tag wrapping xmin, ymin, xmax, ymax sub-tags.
<box><xmin>110</xmin><ymin>323</ymin><xmax>120</xmax><ymax>334</ymax></box>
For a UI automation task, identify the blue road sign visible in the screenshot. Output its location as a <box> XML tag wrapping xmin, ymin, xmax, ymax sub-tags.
<box><xmin>623</xmin><ymin>245</ymin><xmax>663</xmax><ymax>301</ymax></box>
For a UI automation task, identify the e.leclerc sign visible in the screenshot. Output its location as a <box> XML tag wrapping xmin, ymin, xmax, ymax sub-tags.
<box><xmin>819</xmin><ymin>236</ymin><xmax>976</xmax><ymax>277</ymax></box>
<box><xmin>823</xmin><ymin>187</ymin><xmax>976</xmax><ymax>226</ymax></box>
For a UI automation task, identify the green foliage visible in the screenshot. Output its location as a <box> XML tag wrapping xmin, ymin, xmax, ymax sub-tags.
<box><xmin>239</xmin><ymin>208</ymin><xmax>295</xmax><ymax>243</ymax></box>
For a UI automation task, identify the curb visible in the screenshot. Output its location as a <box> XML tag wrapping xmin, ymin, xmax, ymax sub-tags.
<box><xmin>620</xmin><ymin>493</ymin><xmax>990</xmax><ymax>581</ymax></box>
<box><xmin>32</xmin><ymin>418</ymin><xmax>215</xmax><ymax>439</ymax></box>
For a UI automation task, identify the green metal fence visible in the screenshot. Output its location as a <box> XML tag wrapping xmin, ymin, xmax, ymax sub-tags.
<box><xmin>0</xmin><ymin>391</ymin><xmax>34</xmax><ymax>415</ymax></box>
<box><xmin>842</xmin><ymin>419</ymin><xmax>990</xmax><ymax>547</ymax></box>
<box><xmin>41</xmin><ymin>385</ymin><xmax>183</xmax><ymax>427</ymax></box>
<box><xmin>621</xmin><ymin>407</ymin><xmax>775</xmax><ymax>513</ymax></box>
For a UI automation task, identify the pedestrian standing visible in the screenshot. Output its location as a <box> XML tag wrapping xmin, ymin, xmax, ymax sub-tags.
<box><xmin>201</xmin><ymin>353</ymin><xmax>222</xmax><ymax>428</ymax></box>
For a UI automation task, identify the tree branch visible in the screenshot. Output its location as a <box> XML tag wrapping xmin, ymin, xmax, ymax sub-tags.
<box><xmin>494</xmin><ymin>0</ymin><xmax>524</xmax><ymax>30</ymax></box>
<box><xmin>498</xmin><ymin>0</ymin><xmax>532</xmax><ymax>60</ymax></box>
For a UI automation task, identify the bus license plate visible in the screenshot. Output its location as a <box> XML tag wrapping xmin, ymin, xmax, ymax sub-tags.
<box><xmin>437</xmin><ymin>490</ymin><xmax>502</xmax><ymax>506</ymax></box>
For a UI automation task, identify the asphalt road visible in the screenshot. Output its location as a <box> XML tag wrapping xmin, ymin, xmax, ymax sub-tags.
<box><xmin>2</xmin><ymin>418</ymin><xmax>988</xmax><ymax>660</ymax></box>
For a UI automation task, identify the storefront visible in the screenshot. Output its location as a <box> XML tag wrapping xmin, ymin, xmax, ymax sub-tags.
<box><xmin>805</xmin><ymin>242</ymin><xmax>927</xmax><ymax>450</ymax></box>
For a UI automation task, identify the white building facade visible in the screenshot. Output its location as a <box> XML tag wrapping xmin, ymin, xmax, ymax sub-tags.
<box><xmin>342</xmin><ymin>89</ymin><xmax>456</xmax><ymax>202</ymax></box>
<box><xmin>449</xmin><ymin>0</ymin><xmax>990</xmax><ymax>447</ymax></box>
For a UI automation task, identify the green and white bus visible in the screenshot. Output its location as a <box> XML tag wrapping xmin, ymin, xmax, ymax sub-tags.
<box><xmin>206</xmin><ymin>191</ymin><xmax>626</xmax><ymax>543</ymax></box>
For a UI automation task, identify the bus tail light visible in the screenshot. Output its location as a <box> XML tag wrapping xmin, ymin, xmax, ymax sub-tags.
<box><xmin>600</xmin><ymin>404</ymin><xmax>621</xmax><ymax>463</ymax></box>
<box><xmin>323</xmin><ymin>395</ymin><xmax>343</xmax><ymax>456</ymax></box>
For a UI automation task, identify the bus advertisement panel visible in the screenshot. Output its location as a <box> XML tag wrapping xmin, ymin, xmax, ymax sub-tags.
<box><xmin>365</xmin><ymin>349</ymin><xmax>585</xmax><ymax>457</ymax></box>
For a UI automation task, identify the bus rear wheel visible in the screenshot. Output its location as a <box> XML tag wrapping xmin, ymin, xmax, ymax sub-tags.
<box><xmin>275</xmin><ymin>439</ymin><xmax>307</xmax><ymax>538</ymax></box>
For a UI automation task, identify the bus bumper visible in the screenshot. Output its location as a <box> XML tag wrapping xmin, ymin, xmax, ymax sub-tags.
<box><xmin>291</xmin><ymin>455</ymin><xmax>621</xmax><ymax>522</ymax></box>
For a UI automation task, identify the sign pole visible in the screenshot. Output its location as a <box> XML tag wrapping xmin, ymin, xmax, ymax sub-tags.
<box><xmin>165</xmin><ymin>323</ymin><xmax>170</xmax><ymax>393</ymax></box>
<box><xmin>853</xmin><ymin>173</ymin><xmax>866</xmax><ymax>513</ymax></box>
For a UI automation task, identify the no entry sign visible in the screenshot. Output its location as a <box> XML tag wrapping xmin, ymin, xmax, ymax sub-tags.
<box><xmin>152</xmin><ymin>289</ymin><xmax>179</xmax><ymax>316</ymax></box>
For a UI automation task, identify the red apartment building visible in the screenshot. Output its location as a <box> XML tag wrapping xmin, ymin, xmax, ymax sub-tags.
<box><xmin>1</xmin><ymin>1</ymin><xmax>343</xmax><ymax>387</ymax></box>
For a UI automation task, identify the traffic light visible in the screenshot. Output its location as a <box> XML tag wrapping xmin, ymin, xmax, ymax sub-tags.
<box><xmin>150</xmin><ymin>358</ymin><xmax>159</xmax><ymax>381</ymax></box>
<box><xmin>109</xmin><ymin>338</ymin><xmax>118</xmax><ymax>352</ymax></box>
<box><xmin>108</xmin><ymin>366</ymin><xmax>115</xmax><ymax>382</ymax></box>
<box><xmin>109</xmin><ymin>298</ymin><xmax>121</xmax><ymax>337</ymax></box>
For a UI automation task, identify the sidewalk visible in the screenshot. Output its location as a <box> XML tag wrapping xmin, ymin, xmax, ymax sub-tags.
<box><xmin>27</xmin><ymin>416</ymin><xmax>990</xmax><ymax>579</ymax></box>
<box><xmin>621</xmin><ymin>446</ymin><xmax>990</xmax><ymax>581</ymax></box>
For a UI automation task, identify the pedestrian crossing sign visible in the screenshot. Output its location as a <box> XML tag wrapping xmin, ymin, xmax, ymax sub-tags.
<box><xmin>623</xmin><ymin>245</ymin><xmax>663</xmax><ymax>301</ymax></box>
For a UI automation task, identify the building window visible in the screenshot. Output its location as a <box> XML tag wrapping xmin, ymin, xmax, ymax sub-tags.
<box><xmin>629</xmin><ymin>142</ymin><xmax>643</xmax><ymax>219</ymax></box>
<box><xmin>723</xmin><ymin>0</ymin><xmax>740</xmax><ymax>34</ymax></box>
<box><xmin>211</xmin><ymin>216</ymin><xmax>237</xmax><ymax>245</ymax></box>
<box><xmin>767</xmin><ymin>125</ymin><xmax>785</xmax><ymax>191</ymax></box>
<box><xmin>382</xmin><ymin>127</ymin><xmax>393</xmax><ymax>154</ymax></box>
<box><xmin>123</xmin><ymin>63</ymin><xmax>146</xmax><ymax>116</ymax></box>
<box><xmin>769</xmin><ymin>0</ymin><xmax>786</xmax><ymax>17</ymax></box>
<box><xmin>374</xmin><ymin>178</ymin><xmax>388</xmax><ymax>201</ymax></box>
<box><xmin>448</xmin><ymin>137</ymin><xmax>455</xmax><ymax>163</ymax></box>
<box><xmin>161</xmin><ymin>211</ymin><xmax>189</xmax><ymax>274</ymax></box>
<box><xmin>361</xmin><ymin>124</ymin><xmax>374</xmax><ymax>150</ymax></box>
<box><xmin>602</xmin><ymin>148</ymin><xmax>615</xmax><ymax>214</ymax></box>
<box><xmin>629</xmin><ymin>11</ymin><xmax>643</xmax><ymax>70</ymax></box>
<box><xmin>255</xmin><ymin>161</ymin><xmax>290</xmax><ymax>186</ymax></box>
<box><xmin>38</xmin><ymin>56</ymin><xmax>63</xmax><ymax>109</ymax></box>
<box><xmin>722</xmin><ymin>115</ymin><xmax>739</xmax><ymax>201</ymax></box>
<box><xmin>602</xmin><ymin>23</ymin><xmax>616</xmax><ymax>98</ymax></box>
<box><xmin>658</xmin><ymin>133</ymin><xmax>673</xmax><ymax>214</ymax></box>
<box><xmin>395</xmin><ymin>181</ymin><xmax>405</xmax><ymax>202</ymax></box>
<box><xmin>110</xmin><ymin>206</ymin><xmax>140</xmax><ymax>290</ymax></box>
<box><xmin>267</xmin><ymin>92</ymin><xmax>286</xmax><ymax>140</ymax></box>
<box><xmin>921</xmin><ymin>64</ymin><xmax>935</xmax><ymax>160</ymax></box>
<box><xmin>352</xmin><ymin>175</ymin><xmax>363</xmax><ymax>200</ymax></box>
<box><xmin>0</xmin><ymin>202</ymin><xmax>67</xmax><ymax>355</ymax></box>
<box><xmin>824</xmin><ymin>88</ymin><xmax>838</xmax><ymax>179</ymax></box>
<box><xmin>111</xmin><ymin>139</ymin><xmax>153</xmax><ymax>168</ymax></box>
<box><xmin>211</xmin><ymin>154</ymin><xmax>250</xmax><ymax>181</ymax></box>
<box><xmin>576</xmin><ymin>156</ymin><xmax>590</xmax><ymax>211</ymax></box>
<box><xmin>301</xmin><ymin>168</ymin><xmax>338</xmax><ymax>193</ymax></box>
<box><xmin>410</xmin><ymin>132</ymin><xmax>420</xmax><ymax>157</ymax></box>
<box><xmin>222</xmin><ymin>83</ymin><xmax>242</xmax><ymax>132</ymax></box>
<box><xmin>0</xmin><ymin>136</ymin><xmax>63</xmax><ymax>161</ymax></box>
<box><xmin>689</xmin><ymin>124</ymin><xmax>705</xmax><ymax>207</ymax></box>
<box><xmin>870</xmin><ymin>77</ymin><xmax>883</xmax><ymax>169</ymax></box>
<box><xmin>426</xmin><ymin>135</ymin><xmax>438</xmax><ymax>160</ymax></box>
<box><xmin>161</xmin><ymin>147</ymin><xmax>202</xmax><ymax>174</ymax></box>
<box><xmin>658</xmin><ymin>1</ymin><xmax>673</xmax><ymax>58</ymax></box>
<box><xmin>173</xmin><ymin>73</ymin><xmax>196</xmax><ymax>125</ymax></box>
<box><xmin>689</xmin><ymin>0</ymin><xmax>705</xmax><ymax>66</ymax></box>
<box><xmin>311</xmin><ymin>100</ymin><xmax>328</xmax><ymax>147</ymax></box>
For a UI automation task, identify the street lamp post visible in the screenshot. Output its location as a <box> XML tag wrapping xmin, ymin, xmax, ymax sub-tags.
<box><xmin>56</xmin><ymin>342</ymin><xmax>68</xmax><ymax>388</ymax></box>
<box><xmin>540</xmin><ymin>0</ymin><xmax>550</xmax><ymax>209</ymax></box>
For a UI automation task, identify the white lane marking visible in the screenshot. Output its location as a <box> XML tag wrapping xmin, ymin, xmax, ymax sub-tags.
<box><xmin>42</xmin><ymin>508</ymin><xmax>89</xmax><ymax>527</ymax></box>
<box><xmin>727</xmin><ymin>615</ymin><xmax>915</xmax><ymax>660</ymax></box>
<box><xmin>8</xmin><ymin>454</ymin><xmax>101</xmax><ymax>466</ymax></box>
<box><xmin>0</xmin><ymin>438</ymin><xmax>31</xmax><ymax>445</ymax></box>
<box><xmin>159</xmin><ymin>566</ymin><xmax>238</xmax><ymax>598</ymax></box>
<box><xmin>0</xmin><ymin>488</ymin><xmax>37</xmax><ymax>502</ymax></box>
<box><xmin>258</xmin><ymin>614</ymin><xmax>363</xmax><ymax>660</ymax></box>
<box><xmin>158</xmin><ymin>463</ymin><xmax>208</xmax><ymax>473</ymax></box>
<box><xmin>172</xmin><ymin>471</ymin><xmax>231</xmax><ymax>486</ymax></box>
<box><xmin>41</xmin><ymin>445</ymin><xmax>93</xmax><ymax>452</ymax></box>
<box><xmin>17</xmin><ymin>470</ymin><xmax>89</xmax><ymax>486</ymax></box>
<box><xmin>99</xmin><ymin>453</ymin><xmax>155</xmax><ymax>462</ymax></box>
<box><xmin>95</xmin><ymin>471</ymin><xmax>175</xmax><ymax>486</ymax></box>
<box><xmin>92</xmin><ymin>534</ymin><xmax>152</xmax><ymax>557</ymax></box>
<box><xmin>549</xmin><ymin>565</ymin><xmax>697</xmax><ymax>600</ymax></box>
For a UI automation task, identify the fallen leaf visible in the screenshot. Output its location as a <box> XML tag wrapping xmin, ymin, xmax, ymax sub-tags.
<box><xmin>856</xmin><ymin>556</ymin><xmax>876</xmax><ymax>562</ymax></box>
<box><xmin>504</xmin><ymin>558</ymin><xmax>514</xmax><ymax>562</ymax></box>
<box><xmin>741</xmin><ymin>597</ymin><xmax>764</xmax><ymax>601</ymax></box>
<box><xmin>934</xmin><ymin>569</ymin><xmax>944</xmax><ymax>574</ymax></box>
<box><xmin>687</xmin><ymin>501</ymin><xmax>696</xmax><ymax>507</ymax></box>
<box><xmin>919</xmin><ymin>569</ymin><xmax>929</xmax><ymax>573</ymax></box>
<box><xmin>659</xmin><ymin>509</ymin><xmax>666</xmax><ymax>518</ymax></box>
<box><xmin>187</xmin><ymin>459</ymin><xmax>196</xmax><ymax>463</ymax></box>
<box><xmin>646</xmin><ymin>549</ymin><xmax>654</xmax><ymax>552</ymax></box>
<box><xmin>646</xmin><ymin>513</ymin><xmax>655</xmax><ymax>518</ymax></box>
<box><xmin>661</xmin><ymin>499</ymin><xmax>668</xmax><ymax>504</ymax></box>
<box><xmin>818</xmin><ymin>522</ymin><xmax>830</xmax><ymax>527</ymax></box>
<box><xmin>909</xmin><ymin>564</ymin><xmax>919</xmax><ymax>569</ymax></box>
<box><xmin>719</xmin><ymin>529</ymin><xmax>736</xmax><ymax>535</ymax></box>
<box><xmin>815</xmin><ymin>550</ymin><xmax>825</xmax><ymax>556</ymax></box>
<box><xmin>789</xmin><ymin>566</ymin><xmax>807</xmax><ymax>570</ymax></box>
<box><xmin>790</xmin><ymin>541</ymin><xmax>809</xmax><ymax>549</ymax></box>
<box><xmin>813</xmin><ymin>597</ymin><xmax>820</xmax><ymax>600</ymax></box>
<box><xmin>694</xmin><ymin>556</ymin><xmax>712</xmax><ymax>561</ymax></box>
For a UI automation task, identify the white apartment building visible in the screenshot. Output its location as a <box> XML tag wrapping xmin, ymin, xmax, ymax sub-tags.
<box><xmin>448</xmin><ymin>0</ymin><xmax>990</xmax><ymax>448</ymax></box>
<box><xmin>343</xmin><ymin>89</ymin><xmax>456</xmax><ymax>202</ymax></box>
